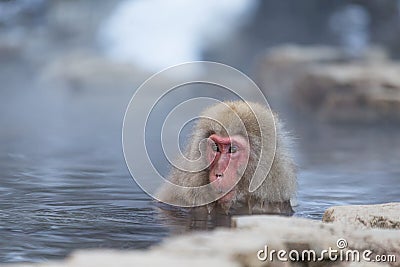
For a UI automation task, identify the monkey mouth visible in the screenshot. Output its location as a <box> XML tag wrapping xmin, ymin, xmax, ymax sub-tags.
<box><xmin>212</xmin><ymin>173</ymin><xmax>233</xmax><ymax>194</ymax></box>
<box><xmin>213</xmin><ymin>173</ymin><xmax>226</xmax><ymax>193</ymax></box>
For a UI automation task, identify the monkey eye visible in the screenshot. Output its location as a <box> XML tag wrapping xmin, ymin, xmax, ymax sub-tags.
<box><xmin>211</xmin><ymin>143</ymin><xmax>219</xmax><ymax>152</ymax></box>
<box><xmin>229</xmin><ymin>145</ymin><xmax>238</xmax><ymax>153</ymax></box>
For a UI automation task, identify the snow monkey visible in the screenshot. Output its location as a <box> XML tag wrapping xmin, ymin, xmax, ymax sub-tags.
<box><xmin>156</xmin><ymin>101</ymin><xmax>297</xmax><ymax>215</ymax></box>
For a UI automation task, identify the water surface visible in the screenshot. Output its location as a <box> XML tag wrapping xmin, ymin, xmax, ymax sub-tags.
<box><xmin>0</xmin><ymin>84</ymin><xmax>399</xmax><ymax>263</ymax></box>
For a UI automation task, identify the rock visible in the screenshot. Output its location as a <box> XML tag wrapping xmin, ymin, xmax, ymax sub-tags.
<box><xmin>260</xmin><ymin>45</ymin><xmax>346</xmax><ymax>68</ymax></box>
<box><xmin>323</xmin><ymin>203</ymin><xmax>400</xmax><ymax>230</ymax></box>
<box><xmin>232</xmin><ymin>215</ymin><xmax>399</xmax><ymax>267</ymax></box>
<box><xmin>256</xmin><ymin>45</ymin><xmax>348</xmax><ymax>103</ymax></box>
<box><xmin>6</xmin><ymin>204</ymin><xmax>400</xmax><ymax>267</ymax></box>
<box><xmin>257</xmin><ymin>45</ymin><xmax>400</xmax><ymax>122</ymax></box>
<box><xmin>259</xmin><ymin>44</ymin><xmax>386</xmax><ymax>68</ymax></box>
<box><xmin>293</xmin><ymin>62</ymin><xmax>400</xmax><ymax>122</ymax></box>
<box><xmin>51</xmin><ymin>250</ymin><xmax>238</xmax><ymax>267</ymax></box>
<box><xmin>39</xmin><ymin>51</ymin><xmax>149</xmax><ymax>94</ymax></box>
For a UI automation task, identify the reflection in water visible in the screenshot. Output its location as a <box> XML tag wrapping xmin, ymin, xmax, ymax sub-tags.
<box><xmin>0</xmin><ymin>85</ymin><xmax>399</xmax><ymax>263</ymax></box>
<box><xmin>155</xmin><ymin>204</ymin><xmax>231</xmax><ymax>233</ymax></box>
<box><xmin>155</xmin><ymin>201</ymin><xmax>294</xmax><ymax>233</ymax></box>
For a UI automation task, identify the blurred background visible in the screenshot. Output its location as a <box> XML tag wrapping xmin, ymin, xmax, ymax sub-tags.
<box><xmin>0</xmin><ymin>0</ymin><xmax>399</xmax><ymax>263</ymax></box>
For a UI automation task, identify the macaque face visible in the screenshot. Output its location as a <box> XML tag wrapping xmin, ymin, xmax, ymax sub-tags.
<box><xmin>206</xmin><ymin>134</ymin><xmax>250</xmax><ymax>204</ymax></box>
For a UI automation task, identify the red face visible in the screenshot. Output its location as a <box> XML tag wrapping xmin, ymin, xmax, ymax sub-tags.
<box><xmin>207</xmin><ymin>134</ymin><xmax>250</xmax><ymax>204</ymax></box>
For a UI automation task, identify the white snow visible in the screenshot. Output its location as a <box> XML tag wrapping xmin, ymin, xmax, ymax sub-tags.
<box><xmin>98</xmin><ymin>0</ymin><xmax>256</xmax><ymax>72</ymax></box>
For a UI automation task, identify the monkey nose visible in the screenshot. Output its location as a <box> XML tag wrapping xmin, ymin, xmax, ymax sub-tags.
<box><xmin>215</xmin><ymin>173</ymin><xmax>224</xmax><ymax>178</ymax></box>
